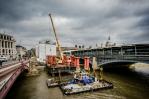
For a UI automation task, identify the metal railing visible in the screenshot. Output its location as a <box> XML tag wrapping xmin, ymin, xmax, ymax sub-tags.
<box><xmin>0</xmin><ymin>61</ymin><xmax>29</xmax><ymax>99</ymax></box>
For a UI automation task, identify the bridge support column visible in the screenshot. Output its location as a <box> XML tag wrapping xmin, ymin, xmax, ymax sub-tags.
<box><xmin>27</xmin><ymin>57</ymin><xmax>39</xmax><ymax>76</ymax></box>
<box><xmin>74</xmin><ymin>57</ymin><xmax>80</xmax><ymax>71</ymax></box>
<box><xmin>66</xmin><ymin>57</ymin><xmax>71</xmax><ymax>66</ymax></box>
<box><xmin>84</xmin><ymin>57</ymin><xmax>90</xmax><ymax>70</ymax></box>
<box><xmin>135</xmin><ymin>46</ymin><xmax>137</xmax><ymax>56</ymax></box>
<box><xmin>70</xmin><ymin>55</ymin><xmax>75</xmax><ymax>66</ymax></box>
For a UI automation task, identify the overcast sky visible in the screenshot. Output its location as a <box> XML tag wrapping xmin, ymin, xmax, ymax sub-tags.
<box><xmin>0</xmin><ymin>0</ymin><xmax>149</xmax><ymax>49</ymax></box>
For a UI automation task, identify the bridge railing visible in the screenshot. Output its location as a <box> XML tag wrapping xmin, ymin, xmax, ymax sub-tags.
<box><xmin>0</xmin><ymin>61</ymin><xmax>29</xmax><ymax>99</ymax></box>
<box><xmin>0</xmin><ymin>61</ymin><xmax>20</xmax><ymax>69</ymax></box>
<box><xmin>75</xmin><ymin>53</ymin><xmax>149</xmax><ymax>64</ymax></box>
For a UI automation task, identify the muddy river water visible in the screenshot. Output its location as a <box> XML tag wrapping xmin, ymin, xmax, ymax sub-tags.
<box><xmin>6</xmin><ymin>63</ymin><xmax>149</xmax><ymax>99</ymax></box>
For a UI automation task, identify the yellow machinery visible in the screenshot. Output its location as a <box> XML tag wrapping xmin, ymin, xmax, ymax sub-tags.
<box><xmin>49</xmin><ymin>14</ymin><xmax>64</xmax><ymax>63</ymax></box>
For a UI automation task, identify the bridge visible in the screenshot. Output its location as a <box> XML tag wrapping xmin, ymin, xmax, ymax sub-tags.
<box><xmin>0</xmin><ymin>60</ymin><xmax>29</xmax><ymax>99</ymax></box>
<box><xmin>71</xmin><ymin>44</ymin><xmax>149</xmax><ymax>67</ymax></box>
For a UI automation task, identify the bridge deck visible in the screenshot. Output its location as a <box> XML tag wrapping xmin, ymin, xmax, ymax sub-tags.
<box><xmin>0</xmin><ymin>72</ymin><xmax>14</xmax><ymax>90</ymax></box>
<box><xmin>0</xmin><ymin>60</ymin><xmax>29</xmax><ymax>99</ymax></box>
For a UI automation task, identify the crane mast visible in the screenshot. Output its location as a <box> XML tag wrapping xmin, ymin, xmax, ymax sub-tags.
<box><xmin>49</xmin><ymin>14</ymin><xmax>63</xmax><ymax>62</ymax></box>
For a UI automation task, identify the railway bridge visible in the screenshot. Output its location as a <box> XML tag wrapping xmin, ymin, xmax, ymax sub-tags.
<box><xmin>71</xmin><ymin>44</ymin><xmax>149</xmax><ymax>68</ymax></box>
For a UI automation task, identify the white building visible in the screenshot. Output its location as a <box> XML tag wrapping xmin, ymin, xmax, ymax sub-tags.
<box><xmin>16</xmin><ymin>45</ymin><xmax>27</xmax><ymax>59</ymax></box>
<box><xmin>0</xmin><ymin>33</ymin><xmax>16</xmax><ymax>60</ymax></box>
<box><xmin>36</xmin><ymin>40</ymin><xmax>56</xmax><ymax>63</ymax></box>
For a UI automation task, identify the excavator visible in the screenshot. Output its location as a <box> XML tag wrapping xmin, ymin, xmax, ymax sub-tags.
<box><xmin>48</xmin><ymin>14</ymin><xmax>64</xmax><ymax>64</ymax></box>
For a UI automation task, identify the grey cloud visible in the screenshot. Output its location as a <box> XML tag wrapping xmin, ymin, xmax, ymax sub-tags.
<box><xmin>0</xmin><ymin>0</ymin><xmax>149</xmax><ymax>49</ymax></box>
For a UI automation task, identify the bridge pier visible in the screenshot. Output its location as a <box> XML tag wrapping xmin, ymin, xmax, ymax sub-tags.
<box><xmin>26</xmin><ymin>57</ymin><xmax>39</xmax><ymax>76</ymax></box>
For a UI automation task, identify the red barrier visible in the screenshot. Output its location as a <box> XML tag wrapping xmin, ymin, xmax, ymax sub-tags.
<box><xmin>75</xmin><ymin>57</ymin><xmax>80</xmax><ymax>68</ymax></box>
<box><xmin>46</xmin><ymin>55</ymin><xmax>56</xmax><ymax>65</ymax></box>
<box><xmin>66</xmin><ymin>57</ymin><xmax>71</xmax><ymax>66</ymax></box>
<box><xmin>70</xmin><ymin>55</ymin><xmax>75</xmax><ymax>66</ymax></box>
<box><xmin>47</xmin><ymin>55</ymin><xmax>81</xmax><ymax>68</ymax></box>
<box><xmin>63</xmin><ymin>55</ymin><xmax>67</xmax><ymax>64</ymax></box>
<box><xmin>84</xmin><ymin>57</ymin><xmax>90</xmax><ymax>70</ymax></box>
<box><xmin>47</xmin><ymin>55</ymin><xmax>51</xmax><ymax>64</ymax></box>
<box><xmin>51</xmin><ymin>56</ymin><xmax>56</xmax><ymax>65</ymax></box>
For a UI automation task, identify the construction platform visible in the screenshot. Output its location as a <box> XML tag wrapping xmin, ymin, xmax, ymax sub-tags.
<box><xmin>60</xmin><ymin>80</ymin><xmax>113</xmax><ymax>95</ymax></box>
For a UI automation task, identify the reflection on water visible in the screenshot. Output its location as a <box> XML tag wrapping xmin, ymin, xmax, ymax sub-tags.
<box><xmin>6</xmin><ymin>63</ymin><xmax>149</xmax><ymax>99</ymax></box>
<box><xmin>130</xmin><ymin>63</ymin><xmax>149</xmax><ymax>74</ymax></box>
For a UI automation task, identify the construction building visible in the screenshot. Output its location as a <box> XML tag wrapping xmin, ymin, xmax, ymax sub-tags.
<box><xmin>36</xmin><ymin>40</ymin><xmax>56</xmax><ymax>63</ymax></box>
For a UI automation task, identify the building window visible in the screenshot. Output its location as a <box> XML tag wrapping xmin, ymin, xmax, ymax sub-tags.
<box><xmin>5</xmin><ymin>41</ymin><xmax>7</xmax><ymax>48</ymax></box>
<box><xmin>4</xmin><ymin>35</ymin><xmax>6</xmax><ymax>40</ymax></box>
<box><xmin>9</xmin><ymin>50</ymin><xmax>11</xmax><ymax>55</ymax></box>
<box><xmin>2</xmin><ymin>41</ymin><xmax>4</xmax><ymax>48</ymax></box>
<box><xmin>8</xmin><ymin>42</ymin><xmax>10</xmax><ymax>48</ymax></box>
<box><xmin>11</xmin><ymin>42</ymin><xmax>13</xmax><ymax>48</ymax></box>
<box><xmin>2</xmin><ymin>49</ymin><xmax>5</xmax><ymax>55</ymax></box>
<box><xmin>9</xmin><ymin>37</ymin><xmax>11</xmax><ymax>40</ymax></box>
<box><xmin>6</xmin><ymin>49</ymin><xmax>7</xmax><ymax>55</ymax></box>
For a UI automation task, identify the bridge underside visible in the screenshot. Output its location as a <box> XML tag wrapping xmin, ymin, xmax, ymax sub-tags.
<box><xmin>79</xmin><ymin>58</ymin><xmax>137</xmax><ymax>70</ymax></box>
<box><xmin>72</xmin><ymin>44</ymin><xmax>149</xmax><ymax>69</ymax></box>
<box><xmin>99</xmin><ymin>61</ymin><xmax>136</xmax><ymax>69</ymax></box>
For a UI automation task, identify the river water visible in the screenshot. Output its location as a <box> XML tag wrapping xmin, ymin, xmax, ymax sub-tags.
<box><xmin>6</xmin><ymin>63</ymin><xmax>149</xmax><ymax>99</ymax></box>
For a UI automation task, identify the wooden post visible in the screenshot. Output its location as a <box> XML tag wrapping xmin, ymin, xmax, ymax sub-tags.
<box><xmin>58</xmin><ymin>70</ymin><xmax>62</xmax><ymax>83</ymax></box>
